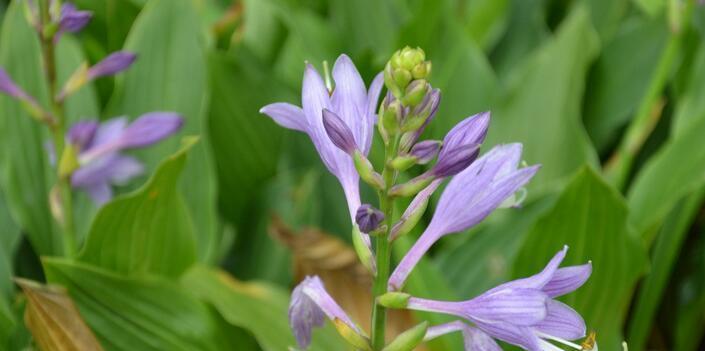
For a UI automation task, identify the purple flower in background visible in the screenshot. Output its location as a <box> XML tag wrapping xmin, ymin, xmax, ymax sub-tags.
<box><xmin>260</xmin><ymin>55</ymin><xmax>383</xmax><ymax>222</ymax></box>
<box><xmin>424</xmin><ymin>321</ymin><xmax>501</xmax><ymax>351</ymax></box>
<box><xmin>65</xmin><ymin>112</ymin><xmax>183</xmax><ymax>204</ymax></box>
<box><xmin>290</xmin><ymin>276</ymin><xmax>362</xmax><ymax>349</ymax></box>
<box><xmin>405</xmin><ymin>247</ymin><xmax>592</xmax><ymax>351</ymax></box>
<box><xmin>0</xmin><ymin>67</ymin><xmax>31</xmax><ymax>101</ymax></box>
<box><xmin>58</xmin><ymin>3</ymin><xmax>92</xmax><ymax>34</ymax></box>
<box><xmin>87</xmin><ymin>51</ymin><xmax>137</xmax><ymax>80</ymax></box>
<box><xmin>389</xmin><ymin>143</ymin><xmax>539</xmax><ymax>290</ymax></box>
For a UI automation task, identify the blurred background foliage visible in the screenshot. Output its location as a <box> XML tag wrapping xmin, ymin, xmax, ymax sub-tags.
<box><xmin>0</xmin><ymin>0</ymin><xmax>704</xmax><ymax>350</ymax></box>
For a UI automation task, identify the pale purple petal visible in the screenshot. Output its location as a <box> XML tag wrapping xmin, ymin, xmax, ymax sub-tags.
<box><xmin>390</xmin><ymin>179</ymin><xmax>442</xmax><ymax>241</ymax></box>
<box><xmin>86</xmin><ymin>51</ymin><xmax>137</xmax><ymax>80</ymax></box>
<box><xmin>108</xmin><ymin>156</ymin><xmax>144</xmax><ymax>185</ymax></box>
<box><xmin>67</xmin><ymin>120</ymin><xmax>98</xmax><ymax>149</ymax></box>
<box><xmin>260</xmin><ymin>102</ymin><xmax>308</xmax><ymax>132</ymax></box>
<box><xmin>83</xmin><ymin>182</ymin><xmax>112</xmax><ymax>205</ymax></box>
<box><xmin>323</xmin><ymin>109</ymin><xmax>357</xmax><ymax>154</ymax></box>
<box><xmin>330</xmin><ymin>55</ymin><xmax>369</xmax><ymax>154</ymax></box>
<box><xmin>543</xmin><ymin>263</ymin><xmax>592</xmax><ymax>298</ymax></box>
<box><xmin>59</xmin><ymin>3</ymin><xmax>92</xmax><ymax>33</ymax></box>
<box><xmin>366</xmin><ymin>72</ymin><xmax>384</xmax><ymax>128</ymax></box>
<box><xmin>439</xmin><ymin>112</ymin><xmax>490</xmax><ymax>160</ymax></box>
<box><xmin>424</xmin><ymin>321</ymin><xmax>501</xmax><ymax>351</ymax></box>
<box><xmin>533</xmin><ymin>300</ymin><xmax>586</xmax><ymax>341</ymax></box>
<box><xmin>119</xmin><ymin>112</ymin><xmax>183</xmax><ymax>148</ymax></box>
<box><xmin>432</xmin><ymin>143</ymin><xmax>480</xmax><ymax>177</ymax></box>
<box><xmin>301</xmin><ymin>63</ymin><xmax>337</xmax><ymax>173</ymax></box>
<box><xmin>0</xmin><ymin>67</ymin><xmax>30</xmax><ymax>100</ymax></box>
<box><xmin>91</xmin><ymin>117</ymin><xmax>129</xmax><ymax>148</ymax></box>
<box><xmin>72</xmin><ymin>154</ymin><xmax>121</xmax><ymax>188</ymax></box>
<box><xmin>410</xmin><ymin>140</ymin><xmax>441</xmax><ymax>164</ymax></box>
<box><xmin>464</xmin><ymin>288</ymin><xmax>548</xmax><ymax>326</ymax></box>
<box><xmin>472</xmin><ymin>320</ymin><xmax>542</xmax><ymax>351</ymax></box>
<box><xmin>497</xmin><ymin>246</ymin><xmax>568</xmax><ymax>292</ymax></box>
<box><xmin>289</xmin><ymin>276</ymin><xmax>359</xmax><ymax>348</ymax></box>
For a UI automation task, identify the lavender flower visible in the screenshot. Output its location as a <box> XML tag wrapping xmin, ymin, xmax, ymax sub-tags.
<box><xmin>389</xmin><ymin>144</ymin><xmax>540</xmax><ymax>290</ymax></box>
<box><xmin>409</xmin><ymin>140</ymin><xmax>441</xmax><ymax>164</ymax></box>
<box><xmin>290</xmin><ymin>276</ymin><xmax>364</xmax><ymax>349</ymax></box>
<box><xmin>260</xmin><ymin>55</ymin><xmax>383</xmax><ymax>222</ymax></box>
<box><xmin>0</xmin><ymin>67</ymin><xmax>31</xmax><ymax>100</ymax></box>
<box><xmin>356</xmin><ymin>204</ymin><xmax>385</xmax><ymax>233</ymax></box>
<box><xmin>404</xmin><ymin>247</ymin><xmax>592</xmax><ymax>350</ymax></box>
<box><xmin>65</xmin><ymin>112</ymin><xmax>183</xmax><ymax>204</ymax></box>
<box><xmin>424</xmin><ymin>321</ymin><xmax>501</xmax><ymax>351</ymax></box>
<box><xmin>86</xmin><ymin>51</ymin><xmax>137</xmax><ymax>80</ymax></box>
<box><xmin>58</xmin><ymin>3</ymin><xmax>92</xmax><ymax>34</ymax></box>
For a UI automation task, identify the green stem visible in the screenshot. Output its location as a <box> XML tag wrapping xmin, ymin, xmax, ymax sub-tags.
<box><xmin>370</xmin><ymin>136</ymin><xmax>400</xmax><ymax>350</ymax></box>
<box><xmin>605</xmin><ymin>0</ymin><xmax>694</xmax><ymax>190</ymax></box>
<box><xmin>38</xmin><ymin>0</ymin><xmax>76</xmax><ymax>257</ymax></box>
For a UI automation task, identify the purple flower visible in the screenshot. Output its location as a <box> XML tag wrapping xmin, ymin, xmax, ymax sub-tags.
<box><xmin>58</xmin><ymin>3</ymin><xmax>92</xmax><ymax>34</ymax></box>
<box><xmin>409</xmin><ymin>140</ymin><xmax>441</xmax><ymax>164</ymax></box>
<box><xmin>406</xmin><ymin>247</ymin><xmax>592</xmax><ymax>351</ymax></box>
<box><xmin>87</xmin><ymin>51</ymin><xmax>137</xmax><ymax>80</ymax></box>
<box><xmin>424</xmin><ymin>321</ymin><xmax>501</xmax><ymax>351</ymax></box>
<box><xmin>355</xmin><ymin>204</ymin><xmax>385</xmax><ymax>233</ymax></box>
<box><xmin>66</xmin><ymin>113</ymin><xmax>183</xmax><ymax>204</ymax></box>
<box><xmin>389</xmin><ymin>144</ymin><xmax>540</xmax><ymax>290</ymax></box>
<box><xmin>431</xmin><ymin>143</ymin><xmax>480</xmax><ymax>178</ymax></box>
<box><xmin>0</xmin><ymin>67</ymin><xmax>31</xmax><ymax>101</ymax></box>
<box><xmin>260</xmin><ymin>55</ymin><xmax>383</xmax><ymax>221</ymax></box>
<box><xmin>322</xmin><ymin>109</ymin><xmax>357</xmax><ymax>154</ymax></box>
<box><xmin>290</xmin><ymin>276</ymin><xmax>362</xmax><ymax>349</ymax></box>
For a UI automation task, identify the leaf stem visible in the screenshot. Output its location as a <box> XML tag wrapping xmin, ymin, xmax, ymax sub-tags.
<box><xmin>38</xmin><ymin>0</ymin><xmax>77</xmax><ymax>257</ymax></box>
<box><xmin>371</xmin><ymin>135</ymin><xmax>400</xmax><ymax>350</ymax></box>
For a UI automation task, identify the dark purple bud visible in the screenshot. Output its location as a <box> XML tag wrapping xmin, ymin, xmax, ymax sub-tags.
<box><xmin>410</xmin><ymin>140</ymin><xmax>441</xmax><ymax>164</ymax></box>
<box><xmin>119</xmin><ymin>112</ymin><xmax>183</xmax><ymax>148</ymax></box>
<box><xmin>356</xmin><ymin>204</ymin><xmax>385</xmax><ymax>233</ymax></box>
<box><xmin>439</xmin><ymin>111</ymin><xmax>490</xmax><ymax>160</ymax></box>
<box><xmin>432</xmin><ymin>144</ymin><xmax>480</xmax><ymax>177</ymax></box>
<box><xmin>59</xmin><ymin>3</ymin><xmax>92</xmax><ymax>33</ymax></box>
<box><xmin>0</xmin><ymin>67</ymin><xmax>30</xmax><ymax>100</ymax></box>
<box><xmin>87</xmin><ymin>51</ymin><xmax>137</xmax><ymax>80</ymax></box>
<box><xmin>322</xmin><ymin>109</ymin><xmax>357</xmax><ymax>154</ymax></box>
<box><xmin>67</xmin><ymin>120</ymin><xmax>98</xmax><ymax>149</ymax></box>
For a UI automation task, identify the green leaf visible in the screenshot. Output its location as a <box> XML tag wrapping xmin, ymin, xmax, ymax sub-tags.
<box><xmin>584</xmin><ymin>16</ymin><xmax>668</xmax><ymax>152</ymax></box>
<box><xmin>79</xmin><ymin>139</ymin><xmax>197</xmax><ymax>278</ymax></box>
<box><xmin>0</xmin><ymin>1</ymin><xmax>60</xmax><ymax>255</ymax></box>
<box><xmin>673</xmin><ymin>44</ymin><xmax>705</xmax><ymax>137</ymax></box>
<box><xmin>633</xmin><ymin>0</ymin><xmax>666</xmax><ymax>17</ymax></box>
<box><xmin>328</xmin><ymin>0</ymin><xmax>397</xmax><ymax>58</ymax></box>
<box><xmin>486</xmin><ymin>6</ymin><xmax>599</xmax><ymax>193</ymax></box>
<box><xmin>43</xmin><ymin>258</ymin><xmax>225</xmax><ymax>351</ymax></box>
<box><xmin>182</xmin><ymin>265</ymin><xmax>344</xmax><ymax>351</ymax></box>
<box><xmin>463</xmin><ymin>0</ymin><xmax>509</xmax><ymax>50</ymax></box>
<box><xmin>627</xmin><ymin>186</ymin><xmax>705</xmax><ymax>351</ymax></box>
<box><xmin>627</xmin><ymin>115</ymin><xmax>705</xmax><ymax>237</ymax></box>
<box><xmin>513</xmin><ymin>167</ymin><xmax>647</xmax><ymax>349</ymax></box>
<box><xmin>108</xmin><ymin>0</ymin><xmax>218</xmax><ymax>262</ymax></box>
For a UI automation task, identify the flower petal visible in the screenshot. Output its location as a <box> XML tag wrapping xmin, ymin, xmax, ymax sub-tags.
<box><xmin>322</xmin><ymin>109</ymin><xmax>357</xmax><ymax>154</ymax></box>
<box><xmin>462</xmin><ymin>326</ymin><xmax>502</xmax><ymax>351</ymax></box>
<box><xmin>83</xmin><ymin>182</ymin><xmax>112</xmax><ymax>205</ymax></box>
<box><xmin>59</xmin><ymin>3</ymin><xmax>92</xmax><ymax>33</ymax></box>
<box><xmin>119</xmin><ymin>112</ymin><xmax>183</xmax><ymax>148</ymax></box>
<box><xmin>473</xmin><ymin>320</ymin><xmax>542</xmax><ymax>351</ymax></box>
<box><xmin>86</xmin><ymin>51</ymin><xmax>137</xmax><ymax>80</ymax></box>
<box><xmin>499</xmin><ymin>246</ymin><xmax>568</xmax><ymax>291</ymax></box>
<box><xmin>543</xmin><ymin>262</ymin><xmax>592</xmax><ymax>298</ymax></box>
<box><xmin>331</xmin><ymin>54</ymin><xmax>368</xmax><ymax>153</ymax></box>
<box><xmin>67</xmin><ymin>120</ymin><xmax>99</xmax><ymax>149</ymax></box>
<box><xmin>465</xmin><ymin>288</ymin><xmax>548</xmax><ymax>326</ymax></box>
<box><xmin>260</xmin><ymin>102</ymin><xmax>308</xmax><ymax>132</ymax></box>
<box><xmin>439</xmin><ymin>111</ymin><xmax>490</xmax><ymax>160</ymax></box>
<box><xmin>108</xmin><ymin>156</ymin><xmax>144</xmax><ymax>185</ymax></box>
<box><xmin>366</xmin><ymin>72</ymin><xmax>384</xmax><ymax>124</ymax></box>
<box><xmin>534</xmin><ymin>300</ymin><xmax>586</xmax><ymax>340</ymax></box>
<box><xmin>0</xmin><ymin>67</ymin><xmax>30</xmax><ymax>100</ymax></box>
<box><xmin>301</xmin><ymin>64</ymin><xmax>337</xmax><ymax>173</ymax></box>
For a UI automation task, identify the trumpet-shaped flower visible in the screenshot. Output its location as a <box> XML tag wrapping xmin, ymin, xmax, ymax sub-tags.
<box><xmin>389</xmin><ymin>143</ymin><xmax>540</xmax><ymax>290</ymax></box>
<box><xmin>289</xmin><ymin>276</ymin><xmax>362</xmax><ymax>349</ymax></box>
<box><xmin>64</xmin><ymin>112</ymin><xmax>183</xmax><ymax>204</ymax></box>
<box><xmin>424</xmin><ymin>321</ymin><xmax>501</xmax><ymax>351</ymax></box>
<box><xmin>404</xmin><ymin>247</ymin><xmax>592</xmax><ymax>351</ymax></box>
<box><xmin>260</xmin><ymin>55</ymin><xmax>383</xmax><ymax>221</ymax></box>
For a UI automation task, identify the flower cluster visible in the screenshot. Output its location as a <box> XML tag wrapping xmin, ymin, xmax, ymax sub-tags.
<box><xmin>262</xmin><ymin>49</ymin><xmax>594</xmax><ymax>350</ymax></box>
<box><xmin>1</xmin><ymin>2</ymin><xmax>182</xmax><ymax>205</ymax></box>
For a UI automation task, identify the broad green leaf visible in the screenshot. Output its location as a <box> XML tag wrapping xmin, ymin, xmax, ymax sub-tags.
<box><xmin>627</xmin><ymin>186</ymin><xmax>705</xmax><ymax>351</ymax></box>
<box><xmin>0</xmin><ymin>192</ymin><xmax>19</xmax><ymax>300</ymax></box>
<box><xmin>16</xmin><ymin>278</ymin><xmax>105</xmax><ymax>351</ymax></box>
<box><xmin>328</xmin><ymin>0</ymin><xmax>397</xmax><ymax>58</ymax></box>
<box><xmin>584</xmin><ymin>16</ymin><xmax>668</xmax><ymax>152</ymax></box>
<box><xmin>463</xmin><ymin>0</ymin><xmax>509</xmax><ymax>50</ymax></box>
<box><xmin>79</xmin><ymin>139</ymin><xmax>197</xmax><ymax>278</ymax></box>
<box><xmin>71</xmin><ymin>0</ymin><xmax>142</xmax><ymax>54</ymax></box>
<box><xmin>43</xmin><ymin>258</ymin><xmax>225</xmax><ymax>351</ymax></box>
<box><xmin>627</xmin><ymin>115</ymin><xmax>705</xmax><ymax>236</ymax></box>
<box><xmin>0</xmin><ymin>1</ymin><xmax>60</xmax><ymax>255</ymax></box>
<box><xmin>586</xmin><ymin>0</ymin><xmax>631</xmax><ymax>40</ymax></box>
<box><xmin>182</xmin><ymin>265</ymin><xmax>344</xmax><ymax>351</ymax></box>
<box><xmin>673</xmin><ymin>234</ymin><xmax>705</xmax><ymax>351</ymax></box>
<box><xmin>487</xmin><ymin>6</ymin><xmax>599</xmax><ymax>193</ymax></box>
<box><xmin>0</xmin><ymin>295</ymin><xmax>15</xmax><ymax>349</ymax></box>
<box><xmin>673</xmin><ymin>44</ymin><xmax>705</xmax><ymax>137</ymax></box>
<box><xmin>513</xmin><ymin>167</ymin><xmax>647</xmax><ymax>349</ymax></box>
<box><xmin>109</xmin><ymin>0</ymin><xmax>218</xmax><ymax>262</ymax></box>
<box><xmin>633</xmin><ymin>0</ymin><xmax>666</xmax><ymax>17</ymax></box>
<box><xmin>490</xmin><ymin>0</ymin><xmax>549</xmax><ymax>77</ymax></box>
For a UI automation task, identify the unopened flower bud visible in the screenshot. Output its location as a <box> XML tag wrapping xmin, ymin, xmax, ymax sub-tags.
<box><xmin>377</xmin><ymin>292</ymin><xmax>410</xmax><ymax>309</ymax></box>
<box><xmin>58</xmin><ymin>143</ymin><xmax>80</xmax><ymax>179</ymax></box>
<box><xmin>380</xmin><ymin>96</ymin><xmax>402</xmax><ymax>137</ymax></box>
<box><xmin>333</xmin><ymin>319</ymin><xmax>372</xmax><ymax>351</ymax></box>
<box><xmin>86</xmin><ymin>51</ymin><xmax>137</xmax><ymax>80</ymax></box>
<box><xmin>401</xmin><ymin>80</ymin><xmax>428</xmax><ymax>107</ymax></box>
<box><xmin>352</xmin><ymin>225</ymin><xmax>375</xmax><ymax>274</ymax></box>
<box><xmin>396</xmin><ymin>46</ymin><xmax>426</xmax><ymax>71</ymax></box>
<box><xmin>432</xmin><ymin>144</ymin><xmax>480</xmax><ymax>178</ymax></box>
<box><xmin>0</xmin><ymin>67</ymin><xmax>30</xmax><ymax>100</ymax></box>
<box><xmin>323</xmin><ymin>109</ymin><xmax>357</xmax><ymax>154</ymax></box>
<box><xmin>390</xmin><ymin>155</ymin><xmax>416</xmax><ymax>172</ymax></box>
<box><xmin>381</xmin><ymin>321</ymin><xmax>428</xmax><ymax>351</ymax></box>
<box><xmin>389</xmin><ymin>173</ymin><xmax>434</xmax><ymax>197</ymax></box>
<box><xmin>410</xmin><ymin>140</ymin><xmax>441</xmax><ymax>164</ymax></box>
<box><xmin>353</xmin><ymin>151</ymin><xmax>384</xmax><ymax>190</ymax></box>
<box><xmin>411</xmin><ymin>61</ymin><xmax>431</xmax><ymax>80</ymax></box>
<box><xmin>355</xmin><ymin>204</ymin><xmax>385</xmax><ymax>233</ymax></box>
<box><xmin>401</xmin><ymin>88</ymin><xmax>440</xmax><ymax>133</ymax></box>
<box><xmin>385</xmin><ymin>46</ymin><xmax>431</xmax><ymax>100</ymax></box>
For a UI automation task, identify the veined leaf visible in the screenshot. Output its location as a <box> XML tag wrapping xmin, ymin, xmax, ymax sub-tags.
<box><xmin>182</xmin><ymin>265</ymin><xmax>345</xmax><ymax>351</ymax></box>
<box><xmin>109</xmin><ymin>0</ymin><xmax>218</xmax><ymax>262</ymax></box>
<box><xmin>16</xmin><ymin>278</ymin><xmax>104</xmax><ymax>351</ymax></box>
<box><xmin>486</xmin><ymin>5</ymin><xmax>599</xmax><ymax>194</ymax></box>
<box><xmin>513</xmin><ymin>167</ymin><xmax>647</xmax><ymax>349</ymax></box>
<box><xmin>79</xmin><ymin>139</ymin><xmax>197</xmax><ymax>278</ymax></box>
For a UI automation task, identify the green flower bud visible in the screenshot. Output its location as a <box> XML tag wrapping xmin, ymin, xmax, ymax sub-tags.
<box><xmin>411</xmin><ymin>61</ymin><xmax>431</xmax><ymax>80</ymax></box>
<box><xmin>388</xmin><ymin>174</ymin><xmax>434</xmax><ymax>197</ymax></box>
<box><xmin>401</xmin><ymin>80</ymin><xmax>428</xmax><ymax>107</ymax></box>
<box><xmin>381</xmin><ymin>322</ymin><xmax>428</xmax><ymax>351</ymax></box>
<box><xmin>352</xmin><ymin>225</ymin><xmax>375</xmax><ymax>273</ymax></box>
<box><xmin>333</xmin><ymin>319</ymin><xmax>372</xmax><ymax>351</ymax></box>
<box><xmin>353</xmin><ymin>151</ymin><xmax>384</xmax><ymax>190</ymax></box>
<box><xmin>377</xmin><ymin>292</ymin><xmax>410</xmax><ymax>308</ymax></box>
<box><xmin>58</xmin><ymin>143</ymin><xmax>80</xmax><ymax>179</ymax></box>
<box><xmin>392</xmin><ymin>69</ymin><xmax>412</xmax><ymax>92</ymax></box>
<box><xmin>385</xmin><ymin>47</ymin><xmax>431</xmax><ymax>101</ymax></box>
<box><xmin>397</xmin><ymin>47</ymin><xmax>425</xmax><ymax>71</ymax></box>
<box><xmin>390</xmin><ymin>155</ymin><xmax>416</xmax><ymax>172</ymax></box>
<box><xmin>380</xmin><ymin>98</ymin><xmax>402</xmax><ymax>136</ymax></box>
